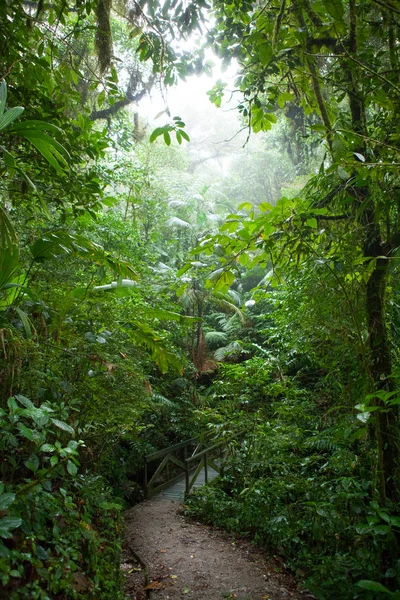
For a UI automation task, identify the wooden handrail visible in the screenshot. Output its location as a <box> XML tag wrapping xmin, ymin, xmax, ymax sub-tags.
<box><xmin>145</xmin><ymin>437</ymin><xmax>199</xmax><ymax>463</ymax></box>
<box><xmin>185</xmin><ymin>444</ymin><xmax>218</xmax><ymax>463</ymax></box>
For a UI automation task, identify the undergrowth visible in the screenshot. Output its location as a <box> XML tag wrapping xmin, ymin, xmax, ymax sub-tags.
<box><xmin>186</xmin><ymin>371</ymin><xmax>400</xmax><ymax>600</ymax></box>
<box><xmin>0</xmin><ymin>395</ymin><xmax>125</xmax><ymax>600</ymax></box>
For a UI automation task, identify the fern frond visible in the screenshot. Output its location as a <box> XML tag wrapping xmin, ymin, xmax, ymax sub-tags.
<box><xmin>205</xmin><ymin>330</ymin><xmax>228</xmax><ymax>345</ymax></box>
<box><xmin>151</xmin><ymin>393</ymin><xmax>177</xmax><ymax>407</ymax></box>
<box><xmin>214</xmin><ymin>340</ymin><xmax>243</xmax><ymax>362</ymax></box>
<box><xmin>304</xmin><ymin>438</ymin><xmax>338</xmax><ymax>452</ymax></box>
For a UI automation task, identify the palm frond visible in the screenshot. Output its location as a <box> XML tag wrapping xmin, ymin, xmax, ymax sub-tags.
<box><xmin>211</xmin><ymin>293</ymin><xmax>246</xmax><ymax>324</ymax></box>
<box><xmin>166</xmin><ymin>216</ymin><xmax>192</xmax><ymax>229</ymax></box>
<box><xmin>127</xmin><ymin>321</ymin><xmax>183</xmax><ymax>374</ymax></box>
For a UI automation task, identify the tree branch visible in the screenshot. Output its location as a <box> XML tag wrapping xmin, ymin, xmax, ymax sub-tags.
<box><xmin>90</xmin><ymin>76</ymin><xmax>155</xmax><ymax>121</ymax></box>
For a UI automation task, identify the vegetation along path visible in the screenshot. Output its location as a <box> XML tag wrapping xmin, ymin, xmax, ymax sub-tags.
<box><xmin>123</xmin><ymin>498</ymin><xmax>311</xmax><ymax>600</ymax></box>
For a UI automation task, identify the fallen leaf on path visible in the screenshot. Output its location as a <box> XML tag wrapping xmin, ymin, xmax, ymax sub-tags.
<box><xmin>170</xmin><ymin>575</ymin><xmax>178</xmax><ymax>579</ymax></box>
<box><xmin>159</xmin><ymin>549</ymin><xmax>167</xmax><ymax>553</ymax></box>
<box><xmin>144</xmin><ymin>581</ymin><xmax>165</xmax><ymax>590</ymax></box>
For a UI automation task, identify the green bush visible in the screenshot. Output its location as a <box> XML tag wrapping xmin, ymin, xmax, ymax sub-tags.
<box><xmin>0</xmin><ymin>396</ymin><xmax>125</xmax><ymax>599</ymax></box>
<box><xmin>186</xmin><ymin>377</ymin><xmax>400</xmax><ymax>600</ymax></box>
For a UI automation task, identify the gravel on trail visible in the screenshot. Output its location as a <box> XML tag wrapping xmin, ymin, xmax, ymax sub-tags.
<box><xmin>123</xmin><ymin>498</ymin><xmax>314</xmax><ymax>600</ymax></box>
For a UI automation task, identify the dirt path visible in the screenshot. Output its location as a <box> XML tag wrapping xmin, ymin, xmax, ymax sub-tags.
<box><xmin>123</xmin><ymin>498</ymin><xmax>312</xmax><ymax>600</ymax></box>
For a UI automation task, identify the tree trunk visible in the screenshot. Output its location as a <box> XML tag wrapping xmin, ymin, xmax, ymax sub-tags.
<box><xmin>364</xmin><ymin>225</ymin><xmax>399</xmax><ymax>503</ymax></box>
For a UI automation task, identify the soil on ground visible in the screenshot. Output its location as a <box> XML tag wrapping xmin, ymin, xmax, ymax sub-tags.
<box><xmin>123</xmin><ymin>498</ymin><xmax>315</xmax><ymax>600</ymax></box>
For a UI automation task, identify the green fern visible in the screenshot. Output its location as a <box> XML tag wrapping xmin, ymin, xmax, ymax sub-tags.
<box><xmin>214</xmin><ymin>340</ymin><xmax>243</xmax><ymax>362</ymax></box>
<box><xmin>205</xmin><ymin>330</ymin><xmax>228</xmax><ymax>345</ymax></box>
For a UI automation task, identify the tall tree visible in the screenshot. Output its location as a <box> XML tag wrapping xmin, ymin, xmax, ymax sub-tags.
<box><xmin>140</xmin><ymin>0</ymin><xmax>400</xmax><ymax>502</ymax></box>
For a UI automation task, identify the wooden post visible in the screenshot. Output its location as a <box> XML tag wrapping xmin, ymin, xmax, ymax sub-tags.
<box><xmin>204</xmin><ymin>452</ymin><xmax>208</xmax><ymax>484</ymax></box>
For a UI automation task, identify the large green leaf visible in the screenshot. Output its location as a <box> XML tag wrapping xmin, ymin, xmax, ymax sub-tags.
<box><xmin>321</xmin><ymin>0</ymin><xmax>344</xmax><ymax>21</ymax></box>
<box><xmin>0</xmin><ymin>517</ymin><xmax>22</xmax><ymax>539</ymax></box>
<box><xmin>31</xmin><ymin>231</ymin><xmax>138</xmax><ymax>279</ymax></box>
<box><xmin>16</xmin><ymin>130</ymin><xmax>69</xmax><ymax>174</ymax></box>
<box><xmin>356</xmin><ymin>580</ymin><xmax>395</xmax><ymax>595</ymax></box>
<box><xmin>51</xmin><ymin>418</ymin><xmax>74</xmax><ymax>434</ymax></box>
<box><xmin>11</xmin><ymin>120</ymin><xmax>64</xmax><ymax>136</ymax></box>
<box><xmin>0</xmin><ymin>493</ymin><xmax>15</xmax><ymax>511</ymax></box>
<box><xmin>15</xmin><ymin>308</ymin><xmax>33</xmax><ymax>339</ymax></box>
<box><xmin>0</xmin><ymin>107</ymin><xmax>25</xmax><ymax>131</ymax></box>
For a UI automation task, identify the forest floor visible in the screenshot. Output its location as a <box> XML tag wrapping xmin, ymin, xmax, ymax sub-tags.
<box><xmin>123</xmin><ymin>498</ymin><xmax>314</xmax><ymax>600</ymax></box>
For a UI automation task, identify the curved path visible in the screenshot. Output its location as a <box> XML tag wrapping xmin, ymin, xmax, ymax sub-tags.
<box><xmin>123</xmin><ymin>498</ymin><xmax>313</xmax><ymax>600</ymax></box>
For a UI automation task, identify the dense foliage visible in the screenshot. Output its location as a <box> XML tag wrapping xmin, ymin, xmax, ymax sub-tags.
<box><xmin>1</xmin><ymin>0</ymin><xmax>400</xmax><ymax>598</ymax></box>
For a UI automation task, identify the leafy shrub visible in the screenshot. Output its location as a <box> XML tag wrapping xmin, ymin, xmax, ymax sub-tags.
<box><xmin>186</xmin><ymin>377</ymin><xmax>400</xmax><ymax>600</ymax></box>
<box><xmin>0</xmin><ymin>395</ymin><xmax>125</xmax><ymax>599</ymax></box>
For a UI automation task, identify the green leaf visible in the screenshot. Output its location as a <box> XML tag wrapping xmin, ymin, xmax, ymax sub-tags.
<box><xmin>18</xmin><ymin>131</ymin><xmax>68</xmax><ymax>174</ymax></box>
<box><xmin>177</xmin><ymin>263</ymin><xmax>191</xmax><ymax>277</ymax></box>
<box><xmin>36</xmin><ymin>545</ymin><xmax>49</xmax><ymax>560</ymax></box>
<box><xmin>277</xmin><ymin>92</ymin><xmax>293</xmax><ymax>109</ymax></box>
<box><xmin>16</xmin><ymin>423</ymin><xmax>34</xmax><ymax>440</ymax></box>
<box><xmin>25</xmin><ymin>454</ymin><xmax>39</xmax><ymax>472</ymax></box>
<box><xmin>11</xmin><ymin>120</ymin><xmax>64</xmax><ymax>136</ymax></box>
<box><xmin>259</xmin><ymin>43</ymin><xmax>272</xmax><ymax>66</ymax></box>
<box><xmin>0</xmin><ymin>517</ymin><xmax>22</xmax><ymax>538</ymax></box>
<box><xmin>356</xmin><ymin>580</ymin><xmax>394</xmax><ymax>595</ymax></box>
<box><xmin>179</xmin><ymin>130</ymin><xmax>190</xmax><ymax>142</ymax></box>
<box><xmin>15</xmin><ymin>395</ymin><xmax>34</xmax><ymax>408</ymax></box>
<box><xmin>21</xmin><ymin>407</ymin><xmax>51</xmax><ymax>427</ymax></box>
<box><xmin>163</xmin><ymin>131</ymin><xmax>171</xmax><ymax>146</ymax></box>
<box><xmin>0</xmin><ymin>107</ymin><xmax>25</xmax><ymax>131</ymax></box>
<box><xmin>40</xmin><ymin>443</ymin><xmax>56</xmax><ymax>453</ymax></box>
<box><xmin>149</xmin><ymin>127</ymin><xmax>166</xmax><ymax>143</ymax></box>
<box><xmin>238</xmin><ymin>202</ymin><xmax>253</xmax><ymax>211</ymax></box>
<box><xmin>51</xmin><ymin>418</ymin><xmax>74</xmax><ymax>435</ymax></box>
<box><xmin>97</xmin><ymin>90</ymin><xmax>106</xmax><ymax>106</ymax></box>
<box><xmin>15</xmin><ymin>308</ymin><xmax>33</xmax><ymax>339</ymax></box>
<box><xmin>31</xmin><ymin>231</ymin><xmax>138</xmax><ymax>280</ymax></box>
<box><xmin>321</xmin><ymin>0</ymin><xmax>344</xmax><ymax>21</ymax></box>
<box><xmin>67</xmin><ymin>460</ymin><xmax>78</xmax><ymax>476</ymax></box>
<box><xmin>50</xmin><ymin>456</ymin><xmax>59</xmax><ymax>467</ymax></box>
<box><xmin>0</xmin><ymin>493</ymin><xmax>15</xmax><ymax>511</ymax></box>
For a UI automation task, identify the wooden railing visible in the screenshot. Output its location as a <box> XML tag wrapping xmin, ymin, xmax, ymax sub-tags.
<box><xmin>144</xmin><ymin>437</ymin><xmax>224</xmax><ymax>499</ymax></box>
<box><xmin>184</xmin><ymin>444</ymin><xmax>223</xmax><ymax>495</ymax></box>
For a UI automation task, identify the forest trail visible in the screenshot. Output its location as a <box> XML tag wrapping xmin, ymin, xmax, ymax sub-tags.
<box><xmin>123</xmin><ymin>498</ymin><xmax>310</xmax><ymax>600</ymax></box>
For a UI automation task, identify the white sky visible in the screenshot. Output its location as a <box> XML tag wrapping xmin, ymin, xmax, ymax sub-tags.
<box><xmin>138</xmin><ymin>58</ymin><xmax>241</xmax><ymax>132</ymax></box>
